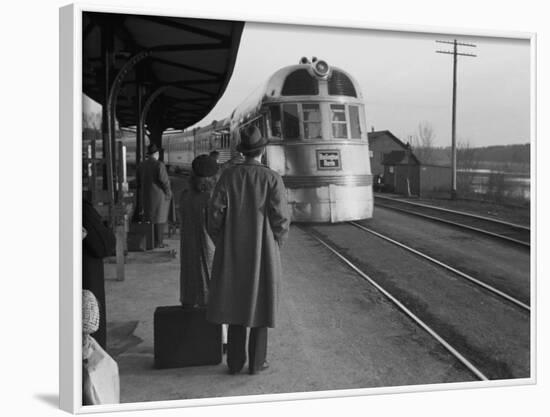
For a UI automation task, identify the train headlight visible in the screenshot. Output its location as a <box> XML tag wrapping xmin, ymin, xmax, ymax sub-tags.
<box><xmin>313</xmin><ymin>60</ymin><xmax>329</xmax><ymax>78</ymax></box>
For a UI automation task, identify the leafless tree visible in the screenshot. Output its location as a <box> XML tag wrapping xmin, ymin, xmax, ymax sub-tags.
<box><xmin>410</xmin><ymin>121</ymin><xmax>436</xmax><ymax>164</ymax></box>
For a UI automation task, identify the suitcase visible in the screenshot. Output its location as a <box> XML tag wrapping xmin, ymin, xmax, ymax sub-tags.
<box><xmin>154</xmin><ymin>306</ymin><xmax>222</xmax><ymax>369</ymax></box>
<box><xmin>127</xmin><ymin>221</ymin><xmax>154</xmax><ymax>251</ymax></box>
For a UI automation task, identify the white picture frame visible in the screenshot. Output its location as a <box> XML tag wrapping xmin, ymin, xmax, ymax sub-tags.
<box><xmin>59</xmin><ymin>2</ymin><xmax>537</xmax><ymax>414</ymax></box>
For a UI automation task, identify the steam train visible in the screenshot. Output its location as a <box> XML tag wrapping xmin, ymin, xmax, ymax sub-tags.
<box><xmin>161</xmin><ymin>57</ymin><xmax>373</xmax><ymax>223</ymax></box>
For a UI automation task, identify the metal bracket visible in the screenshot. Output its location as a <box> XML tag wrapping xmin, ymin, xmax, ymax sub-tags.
<box><xmin>139</xmin><ymin>85</ymin><xmax>171</xmax><ymax>143</ymax></box>
<box><xmin>105</xmin><ymin>50</ymin><xmax>152</xmax><ymax>209</ymax></box>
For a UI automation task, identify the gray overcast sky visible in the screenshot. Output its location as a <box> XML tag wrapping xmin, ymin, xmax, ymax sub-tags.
<box><xmin>192</xmin><ymin>21</ymin><xmax>531</xmax><ymax>148</ymax></box>
<box><xmin>84</xmin><ymin>21</ymin><xmax>531</xmax><ymax>148</ymax></box>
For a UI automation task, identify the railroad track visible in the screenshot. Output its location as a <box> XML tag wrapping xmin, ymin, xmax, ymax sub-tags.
<box><xmin>300</xmin><ymin>223</ymin><xmax>530</xmax><ymax>381</ymax></box>
<box><xmin>374</xmin><ymin>194</ymin><xmax>530</xmax><ymax>247</ymax></box>
<box><xmin>348</xmin><ymin>221</ymin><xmax>530</xmax><ymax>311</ymax></box>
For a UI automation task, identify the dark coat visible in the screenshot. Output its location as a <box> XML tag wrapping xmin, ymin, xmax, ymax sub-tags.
<box><xmin>136</xmin><ymin>157</ymin><xmax>172</xmax><ymax>224</ymax></box>
<box><xmin>206</xmin><ymin>160</ymin><xmax>290</xmax><ymax>328</ymax></box>
<box><xmin>82</xmin><ymin>199</ymin><xmax>116</xmax><ymax>349</ymax></box>
<box><xmin>179</xmin><ymin>185</ymin><xmax>215</xmax><ymax>306</ymax></box>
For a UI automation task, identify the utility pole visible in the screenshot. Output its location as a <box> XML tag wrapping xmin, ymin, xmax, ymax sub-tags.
<box><xmin>436</xmin><ymin>39</ymin><xmax>476</xmax><ymax>200</ymax></box>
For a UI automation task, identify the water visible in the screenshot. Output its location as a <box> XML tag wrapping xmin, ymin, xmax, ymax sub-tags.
<box><xmin>458</xmin><ymin>169</ymin><xmax>530</xmax><ymax>201</ymax></box>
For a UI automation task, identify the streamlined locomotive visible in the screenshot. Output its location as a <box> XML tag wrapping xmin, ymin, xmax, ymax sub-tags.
<box><xmin>164</xmin><ymin>57</ymin><xmax>373</xmax><ymax>222</ymax></box>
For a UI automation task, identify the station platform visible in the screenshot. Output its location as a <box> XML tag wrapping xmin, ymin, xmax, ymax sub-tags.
<box><xmin>104</xmin><ymin>225</ymin><xmax>474</xmax><ymax>404</ymax></box>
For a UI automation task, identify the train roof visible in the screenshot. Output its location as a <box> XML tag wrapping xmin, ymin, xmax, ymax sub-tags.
<box><xmin>230</xmin><ymin>58</ymin><xmax>364</xmax><ymax>124</ymax></box>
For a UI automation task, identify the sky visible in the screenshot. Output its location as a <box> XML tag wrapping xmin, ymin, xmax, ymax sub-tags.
<box><xmin>190</xmin><ymin>21</ymin><xmax>531</xmax><ymax>148</ymax></box>
<box><xmin>84</xmin><ymin>21</ymin><xmax>531</xmax><ymax>148</ymax></box>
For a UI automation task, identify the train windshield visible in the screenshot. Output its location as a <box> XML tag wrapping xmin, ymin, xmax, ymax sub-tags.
<box><xmin>268</xmin><ymin>102</ymin><xmax>364</xmax><ymax>140</ymax></box>
<box><xmin>303</xmin><ymin>104</ymin><xmax>322</xmax><ymax>139</ymax></box>
<box><xmin>330</xmin><ymin>104</ymin><xmax>348</xmax><ymax>138</ymax></box>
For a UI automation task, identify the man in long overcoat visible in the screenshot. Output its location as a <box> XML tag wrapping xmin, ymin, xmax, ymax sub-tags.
<box><xmin>136</xmin><ymin>143</ymin><xmax>172</xmax><ymax>248</ymax></box>
<box><xmin>207</xmin><ymin>125</ymin><xmax>290</xmax><ymax>375</ymax></box>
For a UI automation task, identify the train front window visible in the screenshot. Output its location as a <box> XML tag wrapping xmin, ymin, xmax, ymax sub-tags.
<box><xmin>349</xmin><ymin>105</ymin><xmax>361</xmax><ymax>139</ymax></box>
<box><xmin>330</xmin><ymin>104</ymin><xmax>348</xmax><ymax>138</ymax></box>
<box><xmin>282</xmin><ymin>104</ymin><xmax>300</xmax><ymax>139</ymax></box>
<box><xmin>302</xmin><ymin>104</ymin><xmax>322</xmax><ymax>139</ymax></box>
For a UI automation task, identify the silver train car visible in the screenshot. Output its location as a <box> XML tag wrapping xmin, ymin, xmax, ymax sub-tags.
<box><xmin>164</xmin><ymin>57</ymin><xmax>374</xmax><ymax>223</ymax></box>
<box><xmin>164</xmin><ymin>118</ymin><xmax>231</xmax><ymax>171</ymax></box>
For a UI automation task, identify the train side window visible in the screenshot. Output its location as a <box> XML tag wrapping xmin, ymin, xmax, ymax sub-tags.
<box><xmin>330</xmin><ymin>104</ymin><xmax>348</xmax><ymax>138</ymax></box>
<box><xmin>269</xmin><ymin>105</ymin><xmax>282</xmax><ymax>139</ymax></box>
<box><xmin>349</xmin><ymin>105</ymin><xmax>361</xmax><ymax>139</ymax></box>
<box><xmin>282</xmin><ymin>104</ymin><xmax>300</xmax><ymax>140</ymax></box>
<box><xmin>302</xmin><ymin>104</ymin><xmax>322</xmax><ymax>139</ymax></box>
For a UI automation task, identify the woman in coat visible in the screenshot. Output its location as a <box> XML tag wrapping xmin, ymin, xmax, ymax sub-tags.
<box><xmin>179</xmin><ymin>155</ymin><xmax>219</xmax><ymax>307</ymax></box>
<box><xmin>207</xmin><ymin>125</ymin><xmax>290</xmax><ymax>375</ymax></box>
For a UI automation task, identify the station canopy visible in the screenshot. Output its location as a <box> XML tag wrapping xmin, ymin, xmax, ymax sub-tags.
<box><xmin>83</xmin><ymin>12</ymin><xmax>244</xmax><ymax>131</ymax></box>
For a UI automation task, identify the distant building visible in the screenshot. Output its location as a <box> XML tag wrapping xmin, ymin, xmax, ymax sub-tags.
<box><xmin>368</xmin><ymin>130</ymin><xmax>410</xmax><ymax>177</ymax></box>
<box><xmin>381</xmin><ymin>149</ymin><xmax>420</xmax><ymax>195</ymax></box>
<box><xmin>368</xmin><ymin>129</ymin><xmax>451</xmax><ymax>197</ymax></box>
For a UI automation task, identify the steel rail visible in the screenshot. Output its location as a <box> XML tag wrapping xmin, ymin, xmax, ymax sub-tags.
<box><xmin>375</xmin><ymin>202</ymin><xmax>530</xmax><ymax>248</ymax></box>
<box><xmin>375</xmin><ymin>194</ymin><xmax>530</xmax><ymax>231</ymax></box>
<box><xmin>349</xmin><ymin>221</ymin><xmax>530</xmax><ymax>312</ymax></box>
<box><xmin>301</xmin><ymin>226</ymin><xmax>489</xmax><ymax>381</ymax></box>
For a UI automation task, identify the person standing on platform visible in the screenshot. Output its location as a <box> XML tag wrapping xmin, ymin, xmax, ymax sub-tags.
<box><xmin>179</xmin><ymin>155</ymin><xmax>219</xmax><ymax>307</ymax></box>
<box><xmin>83</xmin><ymin>198</ymin><xmax>116</xmax><ymax>349</ymax></box>
<box><xmin>136</xmin><ymin>143</ymin><xmax>172</xmax><ymax>248</ymax></box>
<box><xmin>207</xmin><ymin>125</ymin><xmax>291</xmax><ymax>375</ymax></box>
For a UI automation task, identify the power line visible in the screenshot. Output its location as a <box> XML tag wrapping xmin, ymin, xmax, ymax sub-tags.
<box><xmin>436</xmin><ymin>39</ymin><xmax>477</xmax><ymax>200</ymax></box>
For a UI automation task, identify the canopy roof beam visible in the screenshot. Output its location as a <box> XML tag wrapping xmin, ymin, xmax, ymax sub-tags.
<box><xmin>133</xmin><ymin>15</ymin><xmax>231</xmax><ymax>42</ymax></box>
<box><xmin>150</xmin><ymin>57</ymin><xmax>223</xmax><ymax>77</ymax></box>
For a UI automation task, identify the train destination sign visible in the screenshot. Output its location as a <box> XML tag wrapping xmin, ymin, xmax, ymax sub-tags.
<box><xmin>317</xmin><ymin>150</ymin><xmax>342</xmax><ymax>170</ymax></box>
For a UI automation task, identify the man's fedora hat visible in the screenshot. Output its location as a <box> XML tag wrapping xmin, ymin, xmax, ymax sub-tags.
<box><xmin>147</xmin><ymin>143</ymin><xmax>160</xmax><ymax>155</ymax></box>
<box><xmin>236</xmin><ymin>125</ymin><xmax>268</xmax><ymax>153</ymax></box>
